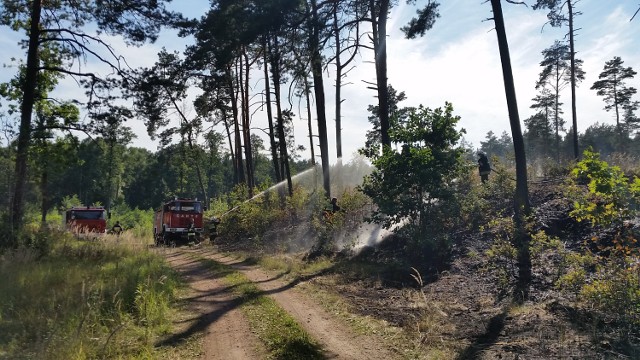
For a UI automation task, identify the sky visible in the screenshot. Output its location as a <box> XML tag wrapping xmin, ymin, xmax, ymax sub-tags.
<box><xmin>1</xmin><ymin>0</ymin><xmax>639</xmax><ymax>164</ymax></box>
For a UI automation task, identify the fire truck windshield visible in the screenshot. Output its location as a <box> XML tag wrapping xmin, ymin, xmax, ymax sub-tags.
<box><xmin>70</xmin><ymin>210</ymin><xmax>105</xmax><ymax>220</ymax></box>
<box><xmin>168</xmin><ymin>202</ymin><xmax>202</xmax><ymax>212</ymax></box>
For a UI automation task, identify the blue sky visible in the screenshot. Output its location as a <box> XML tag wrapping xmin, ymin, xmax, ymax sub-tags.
<box><xmin>1</xmin><ymin>1</ymin><xmax>639</xmax><ymax>163</ymax></box>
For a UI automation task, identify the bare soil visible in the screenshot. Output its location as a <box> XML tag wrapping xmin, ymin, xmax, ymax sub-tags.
<box><xmin>159</xmin><ymin>249</ymin><xmax>265</xmax><ymax>360</ymax></box>
<box><xmin>161</xmin><ymin>246</ymin><xmax>399</xmax><ymax>360</ymax></box>
<box><xmin>159</xmin><ymin>181</ymin><xmax>639</xmax><ymax>359</ymax></box>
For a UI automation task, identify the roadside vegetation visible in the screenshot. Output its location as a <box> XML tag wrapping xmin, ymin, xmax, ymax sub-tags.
<box><xmin>1</xmin><ymin>2</ymin><xmax>639</xmax><ymax>358</ymax></box>
<box><xmin>0</xmin><ymin>225</ymin><xmax>185</xmax><ymax>359</ymax></box>
<box><xmin>213</xmin><ymin>146</ymin><xmax>640</xmax><ymax>359</ymax></box>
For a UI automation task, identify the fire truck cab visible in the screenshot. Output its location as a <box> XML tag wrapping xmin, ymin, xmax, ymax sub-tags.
<box><xmin>154</xmin><ymin>198</ymin><xmax>204</xmax><ymax>246</ymax></box>
<box><xmin>64</xmin><ymin>206</ymin><xmax>108</xmax><ymax>233</ymax></box>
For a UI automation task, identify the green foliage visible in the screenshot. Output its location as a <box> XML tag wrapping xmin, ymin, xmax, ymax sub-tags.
<box><xmin>580</xmin><ymin>123</ymin><xmax>624</xmax><ymax>157</ymax></box>
<box><xmin>361</xmin><ymin>103</ymin><xmax>466</xmax><ymax>230</ymax></box>
<box><xmin>215</xmin><ymin>184</ymin><xmax>286</xmax><ymax>244</ymax></box>
<box><xmin>310</xmin><ymin>190</ymin><xmax>373</xmax><ymax>255</ymax></box>
<box><xmin>457</xmin><ymin>157</ymin><xmax>516</xmax><ymax>231</ymax></box>
<box><xmin>110</xmin><ymin>203</ymin><xmax>155</xmax><ymax>239</ymax></box>
<box><xmin>480</xmin><ymin>130</ymin><xmax>514</xmax><ymax>162</ymax></box>
<box><xmin>360</xmin><ymin>102</ymin><xmax>467</xmax><ymax>268</ymax></box>
<box><xmin>0</xmin><ymin>229</ymin><xmax>179</xmax><ymax>358</ymax></box>
<box><xmin>483</xmin><ymin>222</ymin><xmax>583</xmax><ymax>296</ymax></box>
<box><xmin>548</xmin><ymin>148</ymin><xmax>640</xmax><ymax>332</ymax></box>
<box><xmin>214</xmin><ymin>180</ymin><xmax>373</xmax><ymax>257</ymax></box>
<box><xmin>569</xmin><ymin>148</ymin><xmax>640</xmax><ymax>256</ymax></box>
<box><xmin>591</xmin><ymin>56</ymin><xmax>637</xmax><ymax>127</ymax></box>
<box><xmin>579</xmin><ymin>260</ymin><xmax>640</xmax><ymax>328</ymax></box>
<box><xmin>483</xmin><ymin>218</ymin><xmax>518</xmax><ymax>293</ymax></box>
<box><xmin>60</xmin><ymin>194</ymin><xmax>82</xmax><ymax>210</ymax></box>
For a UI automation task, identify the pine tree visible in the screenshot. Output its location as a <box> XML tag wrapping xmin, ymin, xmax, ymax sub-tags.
<box><xmin>591</xmin><ymin>56</ymin><xmax>638</xmax><ymax>148</ymax></box>
<box><xmin>535</xmin><ymin>41</ymin><xmax>584</xmax><ymax>161</ymax></box>
<box><xmin>533</xmin><ymin>0</ymin><xmax>582</xmax><ymax>159</ymax></box>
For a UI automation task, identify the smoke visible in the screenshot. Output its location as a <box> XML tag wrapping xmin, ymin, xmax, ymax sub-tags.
<box><xmin>217</xmin><ymin>156</ymin><xmax>402</xmax><ymax>255</ymax></box>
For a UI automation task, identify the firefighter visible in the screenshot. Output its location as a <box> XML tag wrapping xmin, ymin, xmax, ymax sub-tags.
<box><xmin>323</xmin><ymin>197</ymin><xmax>342</xmax><ymax>223</ymax></box>
<box><xmin>477</xmin><ymin>152</ymin><xmax>491</xmax><ymax>183</ymax></box>
<box><xmin>208</xmin><ymin>217</ymin><xmax>220</xmax><ymax>242</ymax></box>
<box><xmin>330</xmin><ymin>197</ymin><xmax>341</xmax><ymax>213</ymax></box>
<box><xmin>187</xmin><ymin>218</ymin><xmax>197</xmax><ymax>243</ymax></box>
<box><xmin>111</xmin><ymin>221</ymin><xmax>123</xmax><ymax>236</ymax></box>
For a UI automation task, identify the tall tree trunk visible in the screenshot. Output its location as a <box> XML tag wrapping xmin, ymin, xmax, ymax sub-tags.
<box><xmin>10</xmin><ymin>0</ymin><xmax>42</xmax><ymax>241</ymax></box>
<box><xmin>185</xmin><ymin>131</ymin><xmax>209</xmax><ymax>207</ymax></box>
<box><xmin>241</xmin><ymin>49</ymin><xmax>255</xmax><ymax>197</ymax></box>
<box><xmin>309</xmin><ymin>0</ymin><xmax>331</xmax><ymax>198</ymax></box>
<box><xmin>613</xmin><ymin>78</ymin><xmax>623</xmax><ymax>150</ymax></box>
<box><xmin>35</xmin><ymin>125</ymin><xmax>49</xmax><ymax>227</ymax></box>
<box><xmin>371</xmin><ymin>0</ymin><xmax>391</xmax><ymax>148</ymax></box>
<box><xmin>105</xmin><ymin>139</ymin><xmax>115</xmax><ymax>217</ymax></box>
<box><xmin>222</xmin><ymin>112</ymin><xmax>236</xmax><ymax>181</ymax></box>
<box><xmin>333</xmin><ymin>7</ymin><xmax>343</xmax><ymax>160</ymax></box>
<box><xmin>554</xmin><ymin>75</ymin><xmax>560</xmax><ymax>162</ymax></box>
<box><xmin>40</xmin><ymin>164</ymin><xmax>48</xmax><ymax>227</ymax></box>
<box><xmin>262</xmin><ymin>37</ymin><xmax>282</xmax><ymax>183</ymax></box>
<box><xmin>271</xmin><ymin>36</ymin><xmax>293</xmax><ymax>197</ymax></box>
<box><xmin>568</xmin><ymin>0</ymin><xmax>579</xmax><ymax>159</ymax></box>
<box><xmin>304</xmin><ymin>75</ymin><xmax>316</xmax><ymax>166</ymax></box>
<box><xmin>333</xmin><ymin>5</ymin><xmax>344</xmax><ymax>193</ymax></box>
<box><xmin>229</xmin><ymin>65</ymin><xmax>245</xmax><ymax>186</ymax></box>
<box><xmin>490</xmin><ymin>0</ymin><xmax>532</xmax><ymax>302</ymax></box>
<box><xmin>163</xmin><ymin>84</ymin><xmax>210</xmax><ymax>207</ymax></box>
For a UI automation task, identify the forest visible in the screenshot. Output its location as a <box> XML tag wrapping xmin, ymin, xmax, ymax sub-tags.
<box><xmin>1</xmin><ymin>0</ymin><xmax>640</xmax><ymax>359</ymax></box>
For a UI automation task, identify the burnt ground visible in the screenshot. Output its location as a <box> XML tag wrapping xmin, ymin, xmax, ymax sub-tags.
<box><xmin>213</xmin><ymin>180</ymin><xmax>640</xmax><ymax>359</ymax></box>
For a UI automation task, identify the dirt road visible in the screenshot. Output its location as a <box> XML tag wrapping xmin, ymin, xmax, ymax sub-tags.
<box><xmin>161</xmin><ymin>246</ymin><xmax>398</xmax><ymax>360</ymax></box>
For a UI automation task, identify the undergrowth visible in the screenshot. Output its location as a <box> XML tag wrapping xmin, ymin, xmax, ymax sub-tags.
<box><xmin>481</xmin><ymin>149</ymin><xmax>640</xmax><ymax>356</ymax></box>
<box><xmin>0</xmin><ymin>228</ymin><xmax>179</xmax><ymax>359</ymax></box>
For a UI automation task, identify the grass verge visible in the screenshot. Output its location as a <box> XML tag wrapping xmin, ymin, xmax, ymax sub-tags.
<box><xmin>0</xmin><ymin>228</ymin><xmax>187</xmax><ymax>359</ymax></box>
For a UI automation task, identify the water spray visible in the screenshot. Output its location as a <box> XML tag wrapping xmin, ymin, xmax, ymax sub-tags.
<box><xmin>215</xmin><ymin>165</ymin><xmax>322</xmax><ymax>220</ymax></box>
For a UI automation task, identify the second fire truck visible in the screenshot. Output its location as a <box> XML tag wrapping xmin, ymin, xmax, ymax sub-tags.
<box><xmin>154</xmin><ymin>198</ymin><xmax>204</xmax><ymax>246</ymax></box>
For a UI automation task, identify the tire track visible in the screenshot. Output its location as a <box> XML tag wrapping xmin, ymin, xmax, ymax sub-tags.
<box><xmin>161</xmin><ymin>249</ymin><xmax>265</xmax><ymax>360</ymax></box>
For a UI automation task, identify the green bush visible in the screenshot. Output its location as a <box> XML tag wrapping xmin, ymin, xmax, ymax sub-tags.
<box><xmin>580</xmin><ymin>260</ymin><xmax>640</xmax><ymax>328</ymax></box>
<box><xmin>109</xmin><ymin>204</ymin><xmax>155</xmax><ymax>239</ymax></box>
<box><xmin>568</xmin><ymin>148</ymin><xmax>640</xmax><ymax>257</ymax></box>
<box><xmin>483</xmin><ymin>217</ymin><xmax>519</xmax><ymax>292</ymax></box>
<box><xmin>552</xmin><ymin>149</ymin><xmax>640</xmax><ymax>336</ymax></box>
<box><xmin>216</xmin><ymin>184</ymin><xmax>290</xmax><ymax>245</ymax></box>
<box><xmin>456</xmin><ymin>157</ymin><xmax>516</xmax><ymax>232</ymax></box>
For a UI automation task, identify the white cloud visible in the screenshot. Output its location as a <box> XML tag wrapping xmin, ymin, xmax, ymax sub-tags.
<box><xmin>2</xmin><ymin>0</ymin><xmax>640</xmax><ymax>162</ymax></box>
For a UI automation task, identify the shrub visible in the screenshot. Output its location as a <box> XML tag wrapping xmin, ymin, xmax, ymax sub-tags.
<box><xmin>569</xmin><ymin>148</ymin><xmax>640</xmax><ymax>257</ymax></box>
<box><xmin>456</xmin><ymin>157</ymin><xmax>516</xmax><ymax>232</ymax></box>
<box><xmin>110</xmin><ymin>204</ymin><xmax>155</xmax><ymax>239</ymax></box>
<box><xmin>556</xmin><ymin>148</ymin><xmax>640</xmax><ymax>336</ymax></box>
<box><xmin>579</xmin><ymin>260</ymin><xmax>640</xmax><ymax>328</ymax></box>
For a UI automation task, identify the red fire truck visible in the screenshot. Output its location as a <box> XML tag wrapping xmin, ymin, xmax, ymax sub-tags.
<box><xmin>64</xmin><ymin>206</ymin><xmax>108</xmax><ymax>233</ymax></box>
<box><xmin>154</xmin><ymin>198</ymin><xmax>204</xmax><ymax>246</ymax></box>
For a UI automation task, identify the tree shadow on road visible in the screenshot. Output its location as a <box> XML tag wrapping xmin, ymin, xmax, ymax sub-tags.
<box><xmin>455</xmin><ymin>309</ymin><xmax>507</xmax><ymax>360</ymax></box>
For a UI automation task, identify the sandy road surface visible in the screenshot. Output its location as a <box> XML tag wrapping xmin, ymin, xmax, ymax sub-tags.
<box><xmin>166</xmin><ymin>246</ymin><xmax>399</xmax><ymax>360</ymax></box>
<box><xmin>161</xmin><ymin>249</ymin><xmax>265</xmax><ymax>360</ymax></box>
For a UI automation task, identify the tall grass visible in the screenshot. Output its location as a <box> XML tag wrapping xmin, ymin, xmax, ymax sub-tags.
<box><xmin>0</xmin><ymin>228</ymin><xmax>179</xmax><ymax>359</ymax></box>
